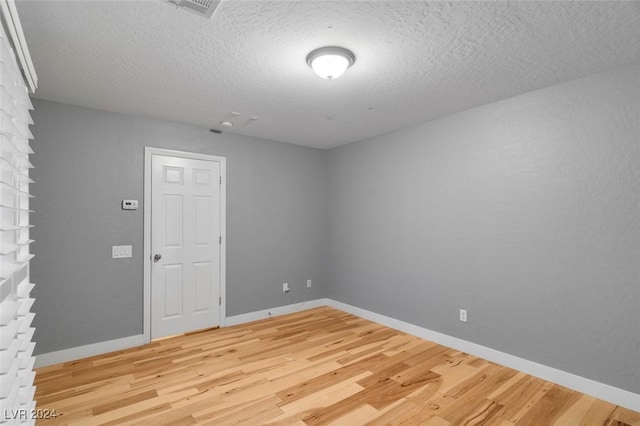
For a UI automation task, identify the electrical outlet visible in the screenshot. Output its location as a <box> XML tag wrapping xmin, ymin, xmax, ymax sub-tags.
<box><xmin>283</xmin><ymin>283</ymin><xmax>290</xmax><ymax>293</ymax></box>
<box><xmin>306</xmin><ymin>279</ymin><xmax>312</xmax><ymax>288</ymax></box>
<box><xmin>459</xmin><ymin>309</ymin><xmax>468</xmax><ymax>323</ymax></box>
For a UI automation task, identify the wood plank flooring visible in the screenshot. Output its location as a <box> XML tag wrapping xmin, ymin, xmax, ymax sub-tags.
<box><xmin>33</xmin><ymin>307</ymin><xmax>640</xmax><ymax>425</ymax></box>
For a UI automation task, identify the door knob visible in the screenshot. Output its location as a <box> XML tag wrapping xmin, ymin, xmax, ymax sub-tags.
<box><xmin>153</xmin><ymin>253</ymin><xmax>162</xmax><ymax>262</ymax></box>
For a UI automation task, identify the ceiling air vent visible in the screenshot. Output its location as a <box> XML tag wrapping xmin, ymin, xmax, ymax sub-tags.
<box><xmin>167</xmin><ymin>0</ymin><xmax>220</xmax><ymax>19</ymax></box>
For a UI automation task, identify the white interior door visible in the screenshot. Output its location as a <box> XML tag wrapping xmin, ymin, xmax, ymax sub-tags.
<box><xmin>151</xmin><ymin>154</ymin><xmax>222</xmax><ymax>339</ymax></box>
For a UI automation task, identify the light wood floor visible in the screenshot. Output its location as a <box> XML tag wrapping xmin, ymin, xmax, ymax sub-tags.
<box><xmin>34</xmin><ymin>307</ymin><xmax>639</xmax><ymax>425</ymax></box>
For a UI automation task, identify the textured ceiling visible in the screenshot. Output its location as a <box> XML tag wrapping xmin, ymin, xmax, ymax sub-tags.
<box><xmin>16</xmin><ymin>1</ymin><xmax>640</xmax><ymax>149</ymax></box>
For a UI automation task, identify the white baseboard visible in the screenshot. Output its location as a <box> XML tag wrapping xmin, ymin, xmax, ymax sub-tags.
<box><xmin>32</xmin><ymin>298</ymin><xmax>640</xmax><ymax>412</ymax></box>
<box><xmin>34</xmin><ymin>334</ymin><xmax>146</xmax><ymax>369</ymax></box>
<box><xmin>324</xmin><ymin>299</ymin><xmax>640</xmax><ymax>413</ymax></box>
<box><xmin>224</xmin><ymin>298</ymin><xmax>329</xmax><ymax>326</ymax></box>
<box><xmin>33</xmin><ymin>300</ymin><xmax>330</xmax><ymax>369</ymax></box>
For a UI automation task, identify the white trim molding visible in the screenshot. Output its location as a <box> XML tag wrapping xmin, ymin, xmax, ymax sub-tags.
<box><xmin>35</xmin><ymin>335</ymin><xmax>146</xmax><ymax>369</ymax></box>
<box><xmin>33</xmin><ymin>298</ymin><xmax>640</xmax><ymax>412</ymax></box>
<box><xmin>34</xmin><ymin>300</ymin><xmax>330</xmax><ymax>368</ymax></box>
<box><xmin>324</xmin><ymin>299</ymin><xmax>640</xmax><ymax>413</ymax></box>
<box><xmin>143</xmin><ymin>147</ymin><xmax>227</xmax><ymax>343</ymax></box>
<box><xmin>0</xmin><ymin>0</ymin><xmax>37</xmax><ymax>92</ymax></box>
<box><xmin>225</xmin><ymin>298</ymin><xmax>330</xmax><ymax>326</ymax></box>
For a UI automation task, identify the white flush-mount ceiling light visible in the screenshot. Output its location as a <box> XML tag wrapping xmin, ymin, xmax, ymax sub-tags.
<box><xmin>306</xmin><ymin>46</ymin><xmax>356</xmax><ymax>80</ymax></box>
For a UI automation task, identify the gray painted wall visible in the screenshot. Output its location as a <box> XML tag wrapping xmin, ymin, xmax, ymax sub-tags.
<box><xmin>30</xmin><ymin>100</ymin><xmax>328</xmax><ymax>355</ymax></box>
<box><xmin>30</xmin><ymin>62</ymin><xmax>640</xmax><ymax>395</ymax></box>
<box><xmin>327</xmin><ymin>63</ymin><xmax>640</xmax><ymax>393</ymax></box>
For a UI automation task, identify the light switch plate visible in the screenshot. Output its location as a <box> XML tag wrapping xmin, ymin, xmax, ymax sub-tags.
<box><xmin>112</xmin><ymin>245</ymin><xmax>132</xmax><ymax>258</ymax></box>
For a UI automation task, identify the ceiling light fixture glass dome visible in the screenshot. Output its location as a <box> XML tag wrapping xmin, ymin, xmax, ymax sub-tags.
<box><xmin>306</xmin><ymin>46</ymin><xmax>356</xmax><ymax>80</ymax></box>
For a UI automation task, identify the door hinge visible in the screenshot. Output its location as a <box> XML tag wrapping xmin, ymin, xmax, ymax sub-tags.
<box><xmin>219</xmin><ymin>296</ymin><xmax>222</xmax><ymax>305</ymax></box>
<box><xmin>219</xmin><ymin>176</ymin><xmax>222</xmax><ymax>185</ymax></box>
<box><xmin>219</xmin><ymin>236</ymin><xmax>222</xmax><ymax>245</ymax></box>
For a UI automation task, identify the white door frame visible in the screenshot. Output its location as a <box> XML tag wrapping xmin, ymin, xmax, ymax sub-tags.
<box><xmin>143</xmin><ymin>147</ymin><xmax>227</xmax><ymax>343</ymax></box>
